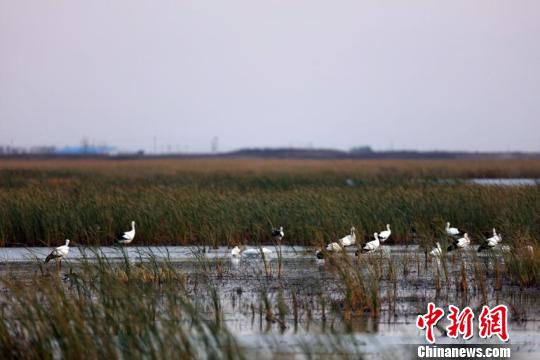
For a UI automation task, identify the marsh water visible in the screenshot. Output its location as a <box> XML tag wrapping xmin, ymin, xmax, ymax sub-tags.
<box><xmin>469</xmin><ymin>178</ymin><xmax>539</xmax><ymax>186</ymax></box>
<box><xmin>1</xmin><ymin>245</ymin><xmax>539</xmax><ymax>358</ymax></box>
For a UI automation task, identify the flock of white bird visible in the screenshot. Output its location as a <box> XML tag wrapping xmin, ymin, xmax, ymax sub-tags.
<box><xmin>44</xmin><ymin>219</ymin><xmax>522</xmax><ymax>266</ymax></box>
<box><xmin>314</xmin><ymin>224</ymin><xmax>392</xmax><ymax>259</ymax></box>
<box><xmin>230</xmin><ymin>226</ymin><xmax>284</xmax><ymax>258</ymax></box>
<box><xmin>229</xmin><ymin>221</ymin><xmax>510</xmax><ymax>260</ymax></box>
<box><xmin>45</xmin><ymin>221</ymin><xmax>137</xmax><ymax>266</ymax></box>
<box><xmin>314</xmin><ymin>221</ymin><xmax>511</xmax><ymax>259</ymax></box>
<box><xmin>430</xmin><ymin>222</ymin><xmax>504</xmax><ymax>257</ymax></box>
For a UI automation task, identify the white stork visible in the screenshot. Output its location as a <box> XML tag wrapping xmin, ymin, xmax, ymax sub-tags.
<box><xmin>430</xmin><ymin>242</ymin><xmax>442</xmax><ymax>257</ymax></box>
<box><xmin>45</xmin><ymin>239</ymin><xmax>70</xmax><ymax>267</ymax></box>
<box><xmin>338</xmin><ymin>227</ymin><xmax>356</xmax><ymax>247</ymax></box>
<box><xmin>272</xmin><ymin>226</ymin><xmax>285</xmax><ymax>242</ymax></box>
<box><xmin>378</xmin><ymin>224</ymin><xmax>391</xmax><ymax>242</ymax></box>
<box><xmin>359</xmin><ymin>233</ymin><xmax>381</xmax><ymax>254</ymax></box>
<box><xmin>447</xmin><ymin>233</ymin><xmax>471</xmax><ymax>252</ymax></box>
<box><xmin>445</xmin><ymin>222</ymin><xmax>461</xmax><ymax>237</ymax></box>
<box><xmin>478</xmin><ymin>228</ymin><xmax>502</xmax><ymax>252</ymax></box>
<box><xmin>116</xmin><ymin>221</ymin><xmax>136</xmax><ymax>245</ymax></box>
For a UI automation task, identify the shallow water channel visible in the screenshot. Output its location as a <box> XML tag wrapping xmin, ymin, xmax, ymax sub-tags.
<box><xmin>0</xmin><ymin>245</ymin><xmax>538</xmax><ymax>358</ymax></box>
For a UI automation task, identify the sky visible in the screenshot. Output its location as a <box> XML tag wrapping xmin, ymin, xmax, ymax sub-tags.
<box><xmin>1</xmin><ymin>1</ymin><xmax>539</xmax><ymax>153</ymax></box>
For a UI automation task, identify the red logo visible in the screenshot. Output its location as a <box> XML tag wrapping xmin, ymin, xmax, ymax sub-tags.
<box><xmin>416</xmin><ymin>303</ymin><xmax>445</xmax><ymax>343</ymax></box>
<box><xmin>478</xmin><ymin>305</ymin><xmax>509</xmax><ymax>342</ymax></box>
<box><xmin>417</xmin><ymin>304</ymin><xmax>509</xmax><ymax>343</ymax></box>
<box><xmin>446</xmin><ymin>305</ymin><xmax>474</xmax><ymax>340</ymax></box>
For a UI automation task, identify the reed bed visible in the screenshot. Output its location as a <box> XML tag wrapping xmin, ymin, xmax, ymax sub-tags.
<box><xmin>0</xmin><ymin>158</ymin><xmax>539</xmax><ymax>358</ymax></box>
<box><xmin>0</xmin><ymin>254</ymin><xmax>242</xmax><ymax>359</ymax></box>
<box><xmin>0</xmin><ymin>243</ymin><xmax>539</xmax><ymax>359</ymax></box>
<box><xmin>0</xmin><ymin>252</ymin><xmax>376</xmax><ymax>358</ymax></box>
<box><xmin>2</xmin><ymin>158</ymin><xmax>540</xmax><ymax>178</ymax></box>
<box><xmin>0</xmin><ymin>158</ymin><xmax>539</xmax><ymax>247</ymax></box>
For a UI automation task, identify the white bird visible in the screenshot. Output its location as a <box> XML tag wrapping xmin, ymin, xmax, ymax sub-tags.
<box><xmin>378</xmin><ymin>224</ymin><xmax>391</xmax><ymax>242</ymax></box>
<box><xmin>326</xmin><ymin>242</ymin><xmax>343</xmax><ymax>252</ymax></box>
<box><xmin>231</xmin><ymin>246</ymin><xmax>273</xmax><ymax>258</ymax></box>
<box><xmin>445</xmin><ymin>222</ymin><xmax>461</xmax><ymax>237</ymax></box>
<box><xmin>338</xmin><ymin>227</ymin><xmax>356</xmax><ymax>247</ymax></box>
<box><xmin>116</xmin><ymin>221</ymin><xmax>136</xmax><ymax>245</ymax></box>
<box><xmin>447</xmin><ymin>233</ymin><xmax>471</xmax><ymax>252</ymax></box>
<box><xmin>231</xmin><ymin>246</ymin><xmax>242</xmax><ymax>257</ymax></box>
<box><xmin>478</xmin><ymin>228</ymin><xmax>502</xmax><ymax>252</ymax></box>
<box><xmin>45</xmin><ymin>239</ymin><xmax>70</xmax><ymax>265</ymax></box>
<box><xmin>360</xmin><ymin>233</ymin><xmax>381</xmax><ymax>254</ymax></box>
<box><xmin>430</xmin><ymin>242</ymin><xmax>442</xmax><ymax>257</ymax></box>
<box><xmin>489</xmin><ymin>228</ymin><xmax>502</xmax><ymax>244</ymax></box>
<box><xmin>315</xmin><ymin>241</ymin><xmax>343</xmax><ymax>259</ymax></box>
<box><xmin>272</xmin><ymin>226</ymin><xmax>285</xmax><ymax>241</ymax></box>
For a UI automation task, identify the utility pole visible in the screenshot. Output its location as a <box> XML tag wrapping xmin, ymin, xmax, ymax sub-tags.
<box><xmin>211</xmin><ymin>136</ymin><xmax>219</xmax><ymax>153</ymax></box>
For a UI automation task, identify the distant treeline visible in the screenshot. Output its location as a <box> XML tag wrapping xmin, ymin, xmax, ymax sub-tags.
<box><xmin>225</xmin><ymin>148</ymin><xmax>540</xmax><ymax>160</ymax></box>
<box><xmin>0</xmin><ymin>147</ymin><xmax>540</xmax><ymax>160</ymax></box>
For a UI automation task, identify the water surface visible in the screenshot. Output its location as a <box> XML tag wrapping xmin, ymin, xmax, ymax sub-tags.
<box><xmin>1</xmin><ymin>245</ymin><xmax>538</xmax><ymax>358</ymax></box>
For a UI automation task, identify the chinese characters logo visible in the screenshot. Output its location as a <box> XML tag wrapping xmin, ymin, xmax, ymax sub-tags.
<box><xmin>416</xmin><ymin>303</ymin><xmax>509</xmax><ymax>343</ymax></box>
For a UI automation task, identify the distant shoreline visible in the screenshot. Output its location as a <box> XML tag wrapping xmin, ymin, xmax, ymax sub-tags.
<box><xmin>1</xmin><ymin>147</ymin><xmax>539</xmax><ymax>160</ymax></box>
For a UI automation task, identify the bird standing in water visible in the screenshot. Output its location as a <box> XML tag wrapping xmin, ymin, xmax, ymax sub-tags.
<box><xmin>478</xmin><ymin>228</ymin><xmax>502</xmax><ymax>252</ymax></box>
<box><xmin>272</xmin><ymin>226</ymin><xmax>285</xmax><ymax>242</ymax></box>
<box><xmin>445</xmin><ymin>222</ymin><xmax>461</xmax><ymax>237</ymax></box>
<box><xmin>45</xmin><ymin>239</ymin><xmax>70</xmax><ymax>269</ymax></box>
<box><xmin>447</xmin><ymin>233</ymin><xmax>471</xmax><ymax>252</ymax></box>
<box><xmin>378</xmin><ymin>224</ymin><xmax>392</xmax><ymax>242</ymax></box>
<box><xmin>338</xmin><ymin>226</ymin><xmax>357</xmax><ymax>247</ymax></box>
<box><xmin>116</xmin><ymin>221</ymin><xmax>136</xmax><ymax>245</ymax></box>
<box><xmin>357</xmin><ymin>233</ymin><xmax>381</xmax><ymax>254</ymax></box>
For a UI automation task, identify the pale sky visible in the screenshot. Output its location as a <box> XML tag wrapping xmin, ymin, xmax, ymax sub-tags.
<box><xmin>1</xmin><ymin>1</ymin><xmax>539</xmax><ymax>153</ymax></box>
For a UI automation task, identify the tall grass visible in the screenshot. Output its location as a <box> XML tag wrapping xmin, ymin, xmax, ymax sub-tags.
<box><xmin>0</xmin><ymin>159</ymin><xmax>539</xmax><ymax>247</ymax></box>
<box><xmin>0</xmin><ymin>255</ymin><xmax>242</xmax><ymax>359</ymax></box>
<box><xmin>503</xmin><ymin>239</ymin><xmax>540</xmax><ymax>287</ymax></box>
<box><xmin>0</xmin><ymin>242</ymin><xmax>538</xmax><ymax>358</ymax></box>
